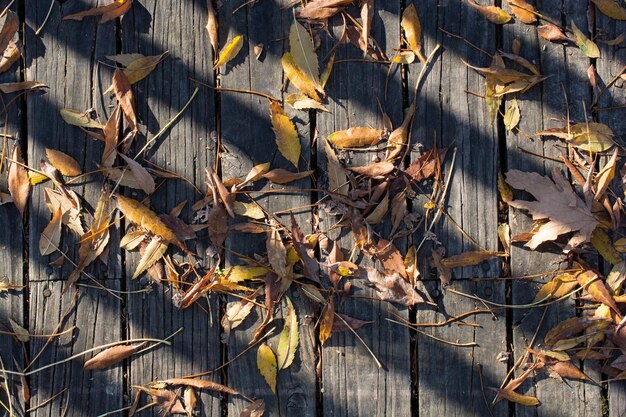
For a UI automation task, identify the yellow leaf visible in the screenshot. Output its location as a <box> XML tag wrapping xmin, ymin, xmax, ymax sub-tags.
<box><xmin>468</xmin><ymin>0</ymin><xmax>512</xmax><ymax>24</ymax></box>
<box><xmin>591</xmin><ymin>0</ymin><xmax>626</xmax><ymax>20</ymax></box>
<box><xmin>401</xmin><ymin>3</ymin><xmax>426</xmax><ymax>63</ymax></box>
<box><xmin>319</xmin><ymin>299</ymin><xmax>334</xmax><ymax>345</ymax></box>
<box><xmin>115</xmin><ymin>195</ymin><xmax>183</xmax><ymax>248</ymax></box>
<box><xmin>39</xmin><ymin>207</ymin><xmax>62</xmax><ymax>256</ymax></box>
<box><xmin>276</xmin><ymin>297</ymin><xmax>299</xmax><ymax>370</ymax></box>
<box><xmin>214</xmin><ymin>35</ymin><xmax>244</xmax><ymax>69</ymax></box>
<box><xmin>533</xmin><ymin>273</ymin><xmax>578</xmax><ymax>303</ymax></box>
<box><xmin>281</xmin><ymin>52</ymin><xmax>322</xmax><ymax>101</ymax></box>
<box><xmin>233</xmin><ymin>201</ymin><xmax>265</xmax><ymax>220</ymax></box>
<box><xmin>289</xmin><ymin>21</ymin><xmax>321</xmax><ymax>88</ymax></box>
<box><xmin>221</xmin><ymin>266</ymin><xmax>269</xmax><ymax>283</ymax></box>
<box><xmin>503</xmin><ymin>98</ymin><xmax>520</xmax><ymax>131</ymax></box>
<box><xmin>270</xmin><ymin>101</ymin><xmax>301</xmax><ymax>167</ymax></box>
<box><xmin>591</xmin><ymin>229</ymin><xmax>621</xmax><ymax>265</ymax></box>
<box><xmin>45</xmin><ymin>148</ymin><xmax>81</xmax><ymax>176</ymax></box>
<box><xmin>257</xmin><ymin>344</ymin><xmax>277</xmax><ymax>393</ymax></box>
<box><xmin>327</xmin><ymin>127</ymin><xmax>384</xmax><ymax>148</ymax></box>
<box><xmin>571</xmin><ymin>21</ymin><xmax>600</xmax><ymax>58</ymax></box>
<box><xmin>537</xmin><ymin>122</ymin><xmax>614</xmax><ymax>152</ymax></box>
<box><xmin>286</xmin><ymin>93</ymin><xmax>329</xmax><ymax>112</ymax></box>
<box><xmin>104</xmin><ymin>53</ymin><xmax>168</xmax><ymax>94</ymax></box>
<box><xmin>132</xmin><ymin>236</ymin><xmax>168</xmax><ymax>279</ymax></box>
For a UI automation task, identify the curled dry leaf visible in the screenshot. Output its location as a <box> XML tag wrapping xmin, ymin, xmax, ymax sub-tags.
<box><xmin>297</xmin><ymin>0</ymin><xmax>355</xmax><ymax>20</ymax></box>
<box><xmin>505</xmin><ymin>169</ymin><xmax>599</xmax><ymax>251</ymax></box>
<box><xmin>286</xmin><ymin>93</ymin><xmax>329</xmax><ymax>112</ymax></box>
<box><xmin>0</xmin><ymin>40</ymin><xmax>20</xmax><ymax>74</ymax></box>
<box><xmin>112</xmin><ymin>69</ymin><xmax>138</xmax><ymax>132</ymax></box>
<box><xmin>503</xmin><ymin>98</ymin><xmax>520</xmax><ymax>132</ymax></box>
<box><xmin>64</xmin><ymin>0</ymin><xmax>133</xmax><ymax>24</ymax></box>
<box><xmin>262</xmin><ymin>169</ymin><xmax>313</xmax><ymax>184</ymax></box>
<box><xmin>205</xmin><ymin>0</ymin><xmax>219</xmax><ymax>55</ymax></box>
<box><xmin>222</xmin><ymin>295</ymin><xmax>255</xmax><ymax>336</ymax></box>
<box><xmin>276</xmin><ymin>296</ymin><xmax>299</xmax><ymax>370</ymax></box>
<box><xmin>327</xmin><ymin>127</ymin><xmax>384</xmax><ymax>148</ymax></box>
<box><xmin>496</xmin><ymin>388</ymin><xmax>540</xmax><ymax>406</ymax></box>
<box><xmin>156</xmin><ymin>378</ymin><xmax>240</xmax><ymax>396</ymax></box>
<box><xmin>591</xmin><ymin>0</ymin><xmax>626</xmax><ymax>20</ymax></box>
<box><xmin>214</xmin><ymin>35</ymin><xmax>244</xmax><ymax>69</ymax></box>
<box><xmin>537</xmin><ymin>24</ymin><xmax>571</xmax><ymax>42</ymax></box>
<box><xmin>467</xmin><ymin>0</ymin><xmax>512</xmax><ymax>24</ymax></box>
<box><xmin>358</xmin><ymin>267</ymin><xmax>424</xmax><ymax>306</ymax></box>
<box><xmin>84</xmin><ymin>342</ymin><xmax>146</xmax><ymax>370</ymax></box>
<box><xmin>240</xmin><ymin>399</ymin><xmax>265</xmax><ymax>417</ymax></box>
<box><xmin>8</xmin><ymin>146</ymin><xmax>29</xmax><ymax>217</ymax></box>
<box><xmin>401</xmin><ymin>4</ymin><xmax>426</xmax><ymax>63</ymax></box>
<box><xmin>45</xmin><ymin>148</ymin><xmax>81</xmax><ymax>177</ymax></box>
<box><xmin>257</xmin><ymin>343</ymin><xmax>277</xmax><ymax>393</ymax></box>
<box><xmin>270</xmin><ymin>101</ymin><xmax>301</xmax><ymax>167</ymax></box>
<box><xmin>0</xmin><ymin>10</ymin><xmax>18</xmax><ymax>56</ymax></box>
<box><xmin>133</xmin><ymin>236</ymin><xmax>168</xmax><ymax>279</ymax></box>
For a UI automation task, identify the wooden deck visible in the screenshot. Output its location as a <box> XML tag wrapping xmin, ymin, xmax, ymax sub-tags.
<box><xmin>0</xmin><ymin>0</ymin><xmax>625</xmax><ymax>416</ymax></box>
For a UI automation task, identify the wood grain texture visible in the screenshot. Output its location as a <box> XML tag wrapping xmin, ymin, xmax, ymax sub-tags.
<box><xmin>408</xmin><ymin>1</ymin><xmax>505</xmax><ymax>416</ymax></box>
<box><xmin>315</xmin><ymin>3</ymin><xmax>411</xmax><ymax>417</ymax></box>
<box><xmin>120</xmin><ymin>1</ymin><xmax>221</xmax><ymax>415</ymax></box>
<box><xmin>218</xmin><ymin>1</ymin><xmax>316</xmax><ymax>416</ymax></box>
<box><xmin>595</xmin><ymin>4</ymin><xmax>626</xmax><ymax>416</ymax></box>
<box><xmin>0</xmin><ymin>3</ymin><xmax>25</xmax><ymax>413</ymax></box>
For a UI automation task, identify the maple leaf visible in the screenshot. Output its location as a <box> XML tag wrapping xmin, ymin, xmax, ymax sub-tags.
<box><xmin>505</xmin><ymin>168</ymin><xmax>599</xmax><ymax>251</ymax></box>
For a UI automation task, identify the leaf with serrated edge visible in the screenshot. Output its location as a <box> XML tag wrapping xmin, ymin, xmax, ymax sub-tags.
<box><xmin>214</xmin><ymin>35</ymin><xmax>243</xmax><ymax>69</ymax></box>
<box><xmin>289</xmin><ymin>21</ymin><xmax>320</xmax><ymax>87</ymax></box>
<box><xmin>132</xmin><ymin>236</ymin><xmax>168</xmax><ymax>279</ymax></box>
<box><xmin>257</xmin><ymin>344</ymin><xmax>277</xmax><ymax>393</ymax></box>
<box><xmin>270</xmin><ymin>101</ymin><xmax>300</xmax><ymax>167</ymax></box>
<box><xmin>276</xmin><ymin>297</ymin><xmax>299</xmax><ymax>370</ymax></box>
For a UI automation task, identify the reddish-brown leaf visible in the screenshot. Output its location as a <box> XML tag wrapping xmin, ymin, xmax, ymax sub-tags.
<box><xmin>84</xmin><ymin>342</ymin><xmax>146</xmax><ymax>370</ymax></box>
<box><xmin>112</xmin><ymin>69</ymin><xmax>138</xmax><ymax>132</ymax></box>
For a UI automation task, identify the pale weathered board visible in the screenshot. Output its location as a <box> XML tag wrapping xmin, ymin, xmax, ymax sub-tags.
<box><xmin>409</xmin><ymin>1</ymin><xmax>506</xmax><ymax>416</ymax></box>
<box><xmin>315</xmin><ymin>3</ymin><xmax>412</xmax><ymax>417</ymax></box>
<box><xmin>121</xmin><ymin>1</ymin><xmax>221</xmax><ymax>415</ymax></box>
<box><xmin>218</xmin><ymin>1</ymin><xmax>317</xmax><ymax>416</ymax></box>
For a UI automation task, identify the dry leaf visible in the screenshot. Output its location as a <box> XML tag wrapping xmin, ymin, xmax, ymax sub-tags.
<box><xmin>45</xmin><ymin>148</ymin><xmax>81</xmax><ymax>177</ymax></box>
<box><xmin>156</xmin><ymin>378</ymin><xmax>240</xmax><ymax>396</ymax></box>
<box><xmin>39</xmin><ymin>207</ymin><xmax>62</xmax><ymax>256</ymax></box>
<box><xmin>507</xmin><ymin>0</ymin><xmax>537</xmax><ymax>24</ymax></box>
<box><xmin>8</xmin><ymin>146</ymin><xmax>29</xmax><ymax>217</ymax></box>
<box><xmin>327</xmin><ymin>127</ymin><xmax>384</xmax><ymax>148</ymax></box>
<box><xmin>221</xmin><ymin>266</ymin><xmax>269</xmax><ymax>283</ymax></box>
<box><xmin>0</xmin><ymin>11</ymin><xmax>18</xmax><ymax>56</ymax></box>
<box><xmin>105</xmin><ymin>53</ymin><xmax>168</xmax><ymax>94</ymax></box>
<box><xmin>537</xmin><ymin>24</ymin><xmax>570</xmax><ymax>42</ymax></box>
<box><xmin>240</xmin><ymin>399</ymin><xmax>265</xmax><ymax>417</ymax></box>
<box><xmin>358</xmin><ymin>267</ymin><xmax>424</xmax><ymax>306</ymax></box>
<box><xmin>571</xmin><ymin>21</ymin><xmax>600</xmax><ymax>58</ymax></box>
<box><xmin>298</xmin><ymin>0</ymin><xmax>354</xmax><ymax>20</ymax></box>
<box><xmin>375</xmin><ymin>239</ymin><xmax>409</xmax><ymax>280</ymax></box>
<box><xmin>537</xmin><ymin>122</ymin><xmax>615</xmax><ymax>153</ymax></box>
<box><xmin>440</xmin><ymin>250</ymin><xmax>502</xmax><ymax>268</ymax></box>
<box><xmin>276</xmin><ymin>296</ymin><xmax>299</xmax><ymax>370</ymax></box>
<box><xmin>503</xmin><ymin>98</ymin><xmax>520</xmax><ymax>131</ymax></box>
<box><xmin>0</xmin><ymin>40</ymin><xmax>20</xmax><ymax>74</ymax></box>
<box><xmin>270</xmin><ymin>101</ymin><xmax>301</xmax><ymax>167</ymax></box>
<box><xmin>591</xmin><ymin>0</ymin><xmax>626</xmax><ymax>20</ymax></box>
<box><xmin>401</xmin><ymin>4</ymin><xmax>426</xmax><ymax>63</ymax></box>
<box><xmin>576</xmin><ymin>271</ymin><xmax>622</xmax><ymax>317</ymax></box>
<box><xmin>0</xmin><ymin>81</ymin><xmax>47</xmax><ymax>93</ymax></box>
<box><xmin>214</xmin><ymin>35</ymin><xmax>244</xmax><ymax>69</ymax></box>
<box><xmin>257</xmin><ymin>343</ymin><xmax>277</xmax><ymax>393</ymax></box>
<box><xmin>350</xmin><ymin>161</ymin><xmax>395</xmax><ymax>178</ymax></box>
<box><xmin>64</xmin><ymin>0</ymin><xmax>133</xmax><ymax>23</ymax></box>
<box><xmin>505</xmin><ymin>169</ymin><xmax>599</xmax><ymax>250</ymax></box>
<box><xmin>222</xmin><ymin>296</ymin><xmax>255</xmax><ymax>335</ymax></box>
<box><xmin>112</xmin><ymin>69</ymin><xmax>138</xmax><ymax>132</ymax></box>
<box><xmin>267</xmin><ymin>228</ymin><xmax>287</xmax><ymax>278</ymax></box>
<box><xmin>468</xmin><ymin>0</ymin><xmax>512</xmax><ymax>24</ymax></box>
<box><xmin>319</xmin><ymin>298</ymin><xmax>335</xmax><ymax>345</ymax></box>
<box><xmin>289</xmin><ymin>21</ymin><xmax>321</xmax><ymax>89</ymax></box>
<box><xmin>9</xmin><ymin>319</ymin><xmax>28</xmax><ymax>342</ymax></box>
<box><xmin>115</xmin><ymin>195</ymin><xmax>184</xmax><ymax>249</ymax></box>
<box><xmin>324</xmin><ymin>139</ymin><xmax>348</xmax><ymax>195</ymax></box>
<box><xmin>233</xmin><ymin>201</ymin><xmax>265</xmax><ymax>220</ymax></box>
<box><xmin>496</xmin><ymin>388</ymin><xmax>540</xmax><ymax>406</ymax></box>
<box><xmin>84</xmin><ymin>342</ymin><xmax>146</xmax><ymax>370</ymax></box>
<box><xmin>533</xmin><ymin>273</ymin><xmax>579</xmax><ymax>303</ymax></box>
<box><xmin>205</xmin><ymin>0</ymin><xmax>219</xmax><ymax>55</ymax></box>
<box><xmin>386</xmin><ymin>105</ymin><xmax>415</xmax><ymax>160</ymax></box>
<box><xmin>282</xmin><ymin>52</ymin><xmax>323</xmax><ymax>101</ymax></box>
<box><xmin>291</xmin><ymin>213</ymin><xmax>320</xmax><ymax>283</ymax></box>
<box><xmin>60</xmin><ymin>108</ymin><xmax>104</xmax><ymax>129</ymax></box>
<box><xmin>286</xmin><ymin>93</ymin><xmax>329</xmax><ymax>112</ymax></box>
<box><xmin>133</xmin><ymin>236</ymin><xmax>168</xmax><ymax>279</ymax></box>
<box><xmin>0</xmin><ymin>278</ymin><xmax>23</xmax><ymax>293</ymax></box>
<box><xmin>262</xmin><ymin>169</ymin><xmax>313</xmax><ymax>184</ymax></box>
<box><xmin>118</xmin><ymin>153</ymin><xmax>155</xmax><ymax>194</ymax></box>
<box><xmin>360</xmin><ymin>0</ymin><xmax>373</xmax><ymax>55</ymax></box>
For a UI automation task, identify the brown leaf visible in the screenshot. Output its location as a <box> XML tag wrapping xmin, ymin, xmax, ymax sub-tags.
<box><xmin>84</xmin><ymin>342</ymin><xmax>146</xmax><ymax>370</ymax></box>
<box><xmin>386</xmin><ymin>105</ymin><xmax>415</xmax><ymax>160</ymax></box>
<box><xmin>507</xmin><ymin>0</ymin><xmax>537</xmax><ymax>24</ymax></box>
<box><xmin>375</xmin><ymin>239</ymin><xmax>408</xmax><ymax>280</ymax></box>
<box><xmin>331</xmin><ymin>313</ymin><xmax>372</xmax><ymax>332</ymax></box>
<box><xmin>112</xmin><ymin>69</ymin><xmax>138</xmax><ymax>132</ymax></box>
<box><xmin>63</xmin><ymin>0</ymin><xmax>133</xmax><ymax>23</ymax></box>
<box><xmin>505</xmin><ymin>168</ymin><xmax>599</xmax><ymax>250</ymax></box>
<box><xmin>0</xmin><ymin>81</ymin><xmax>47</xmax><ymax>93</ymax></box>
<box><xmin>298</xmin><ymin>0</ymin><xmax>355</xmax><ymax>20</ymax></box>
<box><xmin>45</xmin><ymin>148</ymin><xmax>81</xmax><ymax>176</ymax></box>
<box><xmin>39</xmin><ymin>207</ymin><xmax>62</xmax><ymax>256</ymax></box>
<box><xmin>291</xmin><ymin>214</ymin><xmax>320</xmax><ymax>283</ymax></box>
<box><xmin>262</xmin><ymin>169</ymin><xmax>313</xmax><ymax>184</ymax></box>
<box><xmin>548</xmin><ymin>360</ymin><xmax>593</xmax><ymax>382</ymax></box>
<box><xmin>0</xmin><ymin>40</ymin><xmax>21</xmax><ymax>74</ymax></box>
<box><xmin>319</xmin><ymin>297</ymin><xmax>335</xmax><ymax>345</ymax></box>
<box><xmin>156</xmin><ymin>378</ymin><xmax>240</xmax><ymax>397</ymax></box>
<box><xmin>360</xmin><ymin>0</ymin><xmax>373</xmax><ymax>55</ymax></box>
<box><xmin>209</xmin><ymin>170</ymin><xmax>235</xmax><ymax>217</ymax></box>
<box><xmin>405</xmin><ymin>147</ymin><xmax>447</xmax><ymax>182</ymax></box>
<box><xmin>401</xmin><ymin>4</ymin><xmax>426</xmax><ymax>63</ymax></box>
<box><xmin>440</xmin><ymin>250</ymin><xmax>503</xmax><ymax>269</ymax></box>
<box><xmin>0</xmin><ymin>11</ymin><xmax>18</xmax><ymax>56</ymax></box>
<box><xmin>324</xmin><ymin>139</ymin><xmax>348</xmax><ymax>195</ymax></box>
<box><xmin>467</xmin><ymin>0</ymin><xmax>512</xmax><ymax>24</ymax></box>
<box><xmin>576</xmin><ymin>271</ymin><xmax>622</xmax><ymax>317</ymax></box>
<box><xmin>495</xmin><ymin>388</ymin><xmax>540</xmax><ymax>406</ymax></box>
<box><xmin>349</xmin><ymin>161</ymin><xmax>395</xmax><ymax>178</ymax></box>
<box><xmin>133</xmin><ymin>236</ymin><xmax>168</xmax><ymax>280</ymax></box>
<box><xmin>206</xmin><ymin>0</ymin><xmax>219</xmax><ymax>54</ymax></box>
<box><xmin>207</xmin><ymin>204</ymin><xmax>228</xmax><ymax>248</ymax></box>
<box><xmin>267</xmin><ymin>228</ymin><xmax>287</xmax><ymax>278</ymax></box>
<box><xmin>358</xmin><ymin>267</ymin><xmax>424</xmax><ymax>306</ymax></box>
<box><xmin>8</xmin><ymin>146</ymin><xmax>29</xmax><ymax>217</ymax></box>
<box><xmin>118</xmin><ymin>153</ymin><xmax>155</xmax><ymax>194</ymax></box>
<box><xmin>592</xmin><ymin>0</ymin><xmax>626</xmax><ymax>20</ymax></box>
<box><xmin>240</xmin><ymin>399</ymin><xmax>265</xmax><ymax>417</ymax></box>
<box><xmin>537</xmin><ymin>24</ymin><xmax>570</xmax><ymax>42</ymax></box>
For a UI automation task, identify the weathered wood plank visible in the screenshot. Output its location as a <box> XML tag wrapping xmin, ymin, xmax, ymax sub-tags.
<box><xmin>315</xmin><ymin>4</ymin><xmax>411</xmax><ymax>417</ymax></box>
<box><xmin>0</xmin><ymin>3</ymin><xmax>25</xmax><ymax>413</ymax></box>
<box><xmin>595</xmin><ymin>4</ymin><xmax>626</xmax><ymax>416</ymax></box>
<box><xmin>120</xmin><ymin>1</ymin><xmax>221</xmax><ymax>415</ymax></box>
<box><xmin>503</xmin><ymin>0</ymin><xmax>602</xmax><ymax>415</ymax></box>
<box><xmin>24</xmin><ymin>2</ymin><xmax>122</xmax><ymax>415</ymax></box>
<box><xmin>218</xmin><ymin>2</ymin><xmax>317</xmax><ymax>415</ymax></box>
<box><xmin>409</xmin><ymin>1</ymin><xmax>506</xmax><ymax>416</ymax></box>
